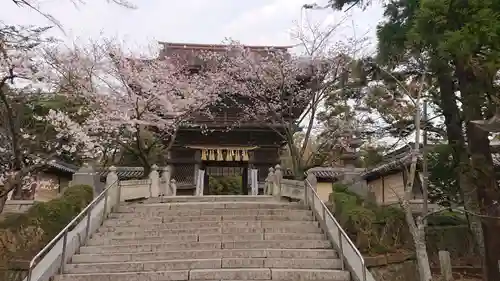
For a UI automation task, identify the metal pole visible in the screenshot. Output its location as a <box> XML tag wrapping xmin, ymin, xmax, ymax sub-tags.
<box><xmin>322</xmin><ymin>204</ymin><xmax>326</xmax><ymax>221</ymax></box>
<box><xmin>59</xmin><ymin>230</ymin><xmax>68</xmax><ymax>274</ymax></box>
<box><xmin>116</xmin><ymin>182</ymin><xmax>121</xmax><ymax>208</ymax></box>
<box><xmin>102</xmin><ymin>189</ymin><xmax>108</xmax><ymax>224</ymax></box>
<box><xmin>338</xmin><ymin>229</ymin><xmax>344</xmax><ymax>270</ymax></box>
<box><xmin>304</xmin><ymin>183</ymin><xmax>309</xmax><ymax>206</ymax></box>
<box><xmin>27</xmin><ymin>267</ymin><xmax>32</xmax><ymax>281</ymax></box>
<box><xmin>362</xmin><ymin>263</ymin><xmax>367</xmax><ymax>281</ymax></box>
<box><xmin>85</xmin><ymin>206</ymin><xmax>92</xmax><ymax>241</ymax></box>
<box><xmin>311</xmin><ymin>193</ymin><xmax>316</xmax><ymax>218</ymax></box>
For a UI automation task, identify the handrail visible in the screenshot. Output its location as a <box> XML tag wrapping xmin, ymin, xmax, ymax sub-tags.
<box><xmin>304</xmin><ymin>177</ymin><xmax>367</xmax><ymax>281</ymax></box>
<box><xmin>26</xmin><ymin>179</ymin><xmax>120</xmax><ymax>281</ymax></box>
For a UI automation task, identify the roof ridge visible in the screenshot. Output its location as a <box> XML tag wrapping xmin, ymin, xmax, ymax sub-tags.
<box><xmin>158</xmin><ymin>41</ymin><xmax>293</xmax><ymax>50</ymax></box>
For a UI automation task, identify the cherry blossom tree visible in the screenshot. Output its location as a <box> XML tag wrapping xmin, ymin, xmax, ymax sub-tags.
<box><xmin>0</xmin><ymin>25</ymin><xmax>101</xmax><ymax>212</ymax></box>
<box><xmin>47</xmin><ymin>41</ymin><xmax>233</xmax><ymax>174</ymax></box>
<box><xmin>214</xmin><ymin>23</ymin><xmax>362</xmax><ymax>177</ymax></box>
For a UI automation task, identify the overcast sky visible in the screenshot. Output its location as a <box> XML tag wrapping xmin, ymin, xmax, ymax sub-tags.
<box><xmin>1</xmin><ymin>0</ymin><xmax>383</xmax><ymax>54</ymax></box>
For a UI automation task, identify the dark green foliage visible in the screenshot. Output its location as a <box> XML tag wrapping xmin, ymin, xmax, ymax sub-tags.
<box><xmin>359</xmin><ymin>146</ymin><xmax>385</xmax><ymax>168</ymax></box>
<box><xmin>330</xmin><ymin>184</ymin><xmax>408</xmax><ymax>253</ymax></box>
<box><xmin>426</xmin><ymin>211</ymin><xmax>467</xmax><ymax>226</ymax></box>
<box><xmin>330</xmin><ymin>183</ymin><xmax>467</xmax><ymax>254</ymax></box>
<box><xmin>425</xmin><ymin>225</ymin><xmax>477</xmax><ymax>262</ymax></box>
<box><xmin>328</xmin><ymin>0</ymin><xmax>370</xmax><ymax>11</ymax></box>
<box><xmin>427</xmin><ymin>144</ymin><xmax>462</xmax><ymax>205</ymax></box>
<box><xmin>207</xmin><ymin>176</ymin><xmax>243</xmax><ymax>195</ymax></box>
<box><xmin>0</xmin><ymin>185</ymin><xmax>93</xmax><ymax>280</ymax></box>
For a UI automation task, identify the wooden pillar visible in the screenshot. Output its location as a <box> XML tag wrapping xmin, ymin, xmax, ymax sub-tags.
<box><xmin>194</xmin><ymin>149</ymin><xmax>203</xmax><ymax>196</ymax></box>
<box><xmin>242</xmin><ymin>150</ymin><xmax>256</xmax><ymax>195</ymax></box>
<box><xmin>194</xmin><ymin>150</ymin><xmax>201</xmax><ymax>184</ymax></box>
<box><xmin>242</xmin><ymin>165</ymin><xmax>249</xmax><ymax>195</ymax></box>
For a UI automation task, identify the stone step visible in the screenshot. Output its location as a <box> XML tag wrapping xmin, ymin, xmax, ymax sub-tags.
<box><xmin>55</xmin><ymin>268</ymin><xmax>350</xmax><ymax>281</ymax></box>
<box><xmin>64</xmin><ymin>258</ymin><xmax>342</xmax><ymax>273</ymax></box>
<box><xmin>79</xmin><ymin>240</ymin><xmax>332</xmax><ymax>254</ymax></box>
<box><xmin>272</xmin><ymin>269</ymin><xmax>351</xmax><ymax>281</ymax></box>
<box><xmin>110</xmin><ymin>208</ymin><xmax>313</xmax><ymax>217</ymax></box>
<box><xmin>104</xmin><ymin>213</ymin><xmax>314</xmax><ymax>226</ymax></box>
<box><xmin>54</xmin><ymin>270</ymin><xmax>188</xmax><ymax>281</ymax></box>
<box><xmin>99</xmin><ymin>220</ymin><xmax>319</xmax><ymax>233</ymax></box>
<box><xmin>193</xmin><ymin>268</ymin><xmax>350</xmax><ymax>281</ymax></box>
<box><xmin>87</xmin><ymin>233</ymin><xmax>327</xmax><ymax>246</ymax></box>
<box><xmin>117</xmin><ymin>202</ymin><xmax>306</xmax><ymax>213</ymax></box>
<box><xmin>72</xmin><ymin>249</ymin><xmax>339</xmax><ymax>264</ymax></box>
<box><xmin>93</xmin><ymin>226</ymin><xmax>323</xmax><ymax>240</ymax></box>
<box><xmin>144</xmin><ymin>195</ymin><xmax>278</xmax><ymax>203</ymax></box>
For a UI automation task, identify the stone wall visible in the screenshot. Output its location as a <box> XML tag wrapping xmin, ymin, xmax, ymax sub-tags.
<box><xmin>2</xmin><ymin>201</ymin><xmax>35</xmax><ymax>214</ymax></box>
<box><xmin>367</xmin><ymin>252</ymin><xmax>419</xmax><ymax>281</ymax></box>
<box><xmin>365</xmin><ymin>225</ymin><xmax>477</xmax><ymax>281</ymax></box>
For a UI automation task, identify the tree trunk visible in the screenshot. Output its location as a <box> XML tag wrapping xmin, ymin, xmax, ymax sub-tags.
<box><xmin>11</xmin><ymin>183</ymin><xmax>23</xmax><ymax>200</ymax></box>
<box><xmin>435</xmin><ymin>68</ymin><xmax>485</xmax><ymax>260</ymax></box>
<box><xmin>285</xmin><ymin>126</ymin><xmax>304</xmax><ymax>179</ymax></box>
<box><xmin>141</xmin><ymin>161</ymin><xmax>151</xmax><ymax>179</ymax></box>
<box><xmin>412</xmin><ymin>217</ymin><xmax>433</xmax><ymax>281</ymax></box>
<box><xmin>0</xmin><ymin>193</ymin><xmax>8</xmax><ymax>214</ymax></box>
<box><xmin>403</xmin><ymin>74</ymin><xmax>433</xmax><ymax>281</ymax></box>
<box><xmin>456</xmin><ymin>61</ymin><xmax>500</xmax><ymax>281</ymax></box>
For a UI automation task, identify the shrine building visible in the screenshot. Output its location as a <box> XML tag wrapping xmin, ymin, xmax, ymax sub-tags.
<box><xmin>159</xmin><ymin>42</ymin><xmax>308</xmax><ymax>195</ymax></box>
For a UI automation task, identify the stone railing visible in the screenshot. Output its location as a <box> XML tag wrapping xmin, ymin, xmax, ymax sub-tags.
<box><xmin>265</xmin><ymin>165</ymin><xmax>310</xmax><ymax>201</ymax></box>
<box><xmin>264</xmin><ymin>165</ymin><xmax>374</xmax><ymax>281</ymax></box>
<box><xmin>104</xmin><ymin>165</ymin><xmax>177</xmax><ymax>202</ymax></box>
<box><xmin>68</xmin><ymin>163</ymin><xmax>263</xmax><ymax>201</ymax></box>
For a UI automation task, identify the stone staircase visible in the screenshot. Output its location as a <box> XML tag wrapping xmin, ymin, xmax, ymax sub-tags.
<box><xmin>54</xmin><ymin>195</ymin><xmax>351</xmax><ymax>281</ymax></box>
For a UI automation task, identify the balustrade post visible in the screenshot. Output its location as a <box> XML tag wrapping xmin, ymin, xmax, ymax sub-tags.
<box><xmin>250</xmin><ymin>169</ymin><xmax>258</xmax><ymax>195</ymax></box>
<box><xmin>265</xmin><ymin>167</ymin><xmax>275</xmax><ymax>195</ymax></box>
<box><xmin>195</xmin><ymin>169</ymin><xmax>205</xmax><ymax>196</ymax></box>
<box><xmin>149</xmin><ymin>164</ymin><xmax>160</xmax><ymax>198</ymax></box>
<box><xmin>273</xmin><ymin>164</ymin><xmax>283</xmax><ymax>198</ymax></box>
<box><xmin>170</xmin><ymin>179</ymin><xmax>177</xmax><ymax>196</ymax></box>
<box><xmin>161</xmin><ymin>165</ymin><xmax>172</xmax><ymax>196</ymax></box>
<box><xmin>71</xmin><ymin>163</ymin><xmax>100</xmax><ymax>195</ymax></box>
<box><xmin>105</xmin><ymin>166</ymin><xmax>118</xmax><ymax>213</ymax></box>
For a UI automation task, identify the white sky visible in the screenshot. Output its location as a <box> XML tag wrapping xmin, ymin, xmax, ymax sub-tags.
<box><xmin>2</xmin><ymin>0</ymin><xmax>394</xmax><ymax>149</ymax></box>
<box><xmin>1</xmin><ymin>0</ymin><xmax>383</xmax><ymax>54</ymax></box>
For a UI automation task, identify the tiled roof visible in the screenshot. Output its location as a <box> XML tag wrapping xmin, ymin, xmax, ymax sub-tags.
<box><xmin>159</xmin><ymin>42</ymin><xmax>292</xmax><ymax>52</ymax></box>
<box><xmin>361</xmin><ymin>142</ymin><xmax>500</xmax><ymax>180</ymax></box>
<box><xmin>98</xmin><ymin>167</ymin><xmax>146</xmax><ymax>180</ymax></box>
<box><xmin>306</xmin><ymin>167</ymin><xmax>342</xmax><ymax>180</ymax></box>
<box><xmin>158</xmin><ymin>42</ymin><xmax>293</xmax><ymax>68</ymax></box>
<box><xmin>360</xmin><ymin>144</ymin><xmax>420</xmax><ymax>180</ymax></box>
<box><xmin>46</xmin><ymin>160</ymin><xmax>79</xmax><ymax>173</ymax></box>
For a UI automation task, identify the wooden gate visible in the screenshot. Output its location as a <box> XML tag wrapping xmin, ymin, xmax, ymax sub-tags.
<box><xmin>203</xmin><ymin>164</ymin><xmax>247</xmax><ymax>195</ymax></box>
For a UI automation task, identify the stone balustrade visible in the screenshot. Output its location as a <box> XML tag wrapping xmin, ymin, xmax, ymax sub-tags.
<box><xmin>264</xmin><ymin>165</ymin><xmax>314</xmax><ymax>201</ymax></box>
<box><xmin>103</xmin><ymin>165</ymin><xmax>178</xmax><ymax>202</ymax></box>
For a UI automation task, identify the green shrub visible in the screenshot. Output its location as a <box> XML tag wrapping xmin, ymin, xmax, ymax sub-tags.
<box><xmin>332</xmin><ymin>183</ymin><xmax>360</xmax><ymax>198</ymax></box>
<box><xmin>0</xmin><ymin>185</ymin><xmax>93</xmax><ymax>281</ymax></box>
<box><xmin>426</xmin><ymin>211</ymin><xmax>467</xmax><ymax>226</ymax></box>
<box><xmin>330</xmin><ymin>185</ymin><xmax>410</xmax><ymax>254</ymax></box>
<box><xmin>329</xmin><ymin>184</ymin><xmax>470</xmax><ymax>256</ymax></box>
<box><xmin>208</xmin><ymin>176</ymin><xmax>243</xmax><ymax>195</ymax></box>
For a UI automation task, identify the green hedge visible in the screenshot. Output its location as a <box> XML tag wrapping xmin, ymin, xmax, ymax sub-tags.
<box><xmin>207</xmin><ymin>176</ymin><xmax>243</xmax><ymax>195</ymax></box>
<box><xmin>329</xmin><ymin>183</ymin><xmax>469</xmax><ymax>255</ymax></box>
<box><xmin>0</xmin><ymin>184</ymin><xmax>93</xmax><ymax>281</ymax></box>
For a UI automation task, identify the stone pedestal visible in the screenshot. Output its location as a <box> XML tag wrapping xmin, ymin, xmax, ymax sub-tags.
<box><xmin>71</xmin><ymin>163</ymin><xmax>101</xmax><ymax>196</ymax></box>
